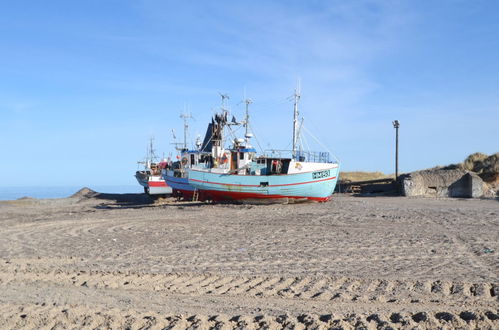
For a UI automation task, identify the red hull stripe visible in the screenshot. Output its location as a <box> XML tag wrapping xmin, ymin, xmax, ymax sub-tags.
<box><xmin>148</xmin><ymin>181</ymin><xmax>168</xmax><ymax>187</ymax></box>
<box><xmin>174</xmin><ymin>189</ymin><xmax>196</xmax><ymax>198</ymax></box>
<box><xmin>189</xmin><ymin>176</ymin><xmax>337</xmax><ymax>188</ymax></box>
<box><xmin>200</xmin><ymin>189</ymin><xmax>331</xmax><ymax>202</ymax></box>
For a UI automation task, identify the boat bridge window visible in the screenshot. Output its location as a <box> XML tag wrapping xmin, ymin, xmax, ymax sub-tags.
<box><xmin>267</xmin><ymin>158</ymin><xmax>291</xmax><ymax>175</ymax></box>
<box><xmin>239</xmin><ymin>152</ymin><xmax>244</xmax><ymax>160</ymax></box>
<box><xmin>199</xmin><ymin>154</ymin><xmax>212</xmax><ymax>165</ymax></box>
<box><xmin>190</xmin><ymin>154</ymin><xmax>195</xmax><ymax>165</ymax></box>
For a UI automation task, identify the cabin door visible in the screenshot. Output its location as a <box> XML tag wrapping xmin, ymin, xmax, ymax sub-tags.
<box><xmin>231</xmin><ymin>152</ymin><xmax>238</xmax><ymax>171</ymax></box>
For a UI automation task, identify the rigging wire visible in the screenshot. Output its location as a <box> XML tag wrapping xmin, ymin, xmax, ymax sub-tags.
<box><xmin>302</xmin><ymin>125</ymin><xmax>341</xmax><ymax>163</ymax></box>
<box><xmin>240</xmin><ymin>98</ymin><xmax>289</xmax><ymax>116</ymax></box>
<box><xmin>248</xmin><ymin>122</ymin><xmax>264</xmax><ymax>154</ymax></box>
<box><xmin>294</xmin><ymin>101</ymin><xmax>341</xmax><ymax>164</ymax></box>
<box><xmin>301</xmin><ymin>127</ymin><xmax>312</xmax><ymax>155</ymax></box>
<box><xmin>225</xmin><ymin>124</ymin><xmax>243</xmax><ymax>142</ymax></box>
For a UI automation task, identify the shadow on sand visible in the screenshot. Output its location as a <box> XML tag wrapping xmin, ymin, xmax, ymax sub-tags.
<box><xmin>93</xmin><ymin>192</ymin><xmax>156</xmax><ymax>206</ymax></box>
<box><xmin>72</xmin><ymin>187</ymin><xmax>209</xmax><ymax>209</ymax></box>
<box><xmin>72</xmin><ymin>188</ymin><xmax>157</xmax><ymax>208</ymax></box>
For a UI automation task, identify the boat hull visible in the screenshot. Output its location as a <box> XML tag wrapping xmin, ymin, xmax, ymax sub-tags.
<box><xmin>188</xmin><ymin>164</ymin><xmax>339</xmax><ymax>202</ymax></box>
<box><xmin>135</xmin><ymin>172</ymin><xmax>149</xmax><ymax>188</ymax></box>
<box><xmin>148</xmin><ymin>176</ymin><xmax>172</xmax><ymax>195</ymax></box>
<box><xmin>135</xmin><ymin>172</ymin><xmax>171</xmax><ymax>195</ymax></box>
<box><xmin>163</xmin><ymin>170</ymin><xmax>197</xmax><ymax>199</ymax></box>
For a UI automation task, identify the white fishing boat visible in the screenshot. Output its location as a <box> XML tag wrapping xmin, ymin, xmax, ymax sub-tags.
<box><xmin>135</xmin><ymin>137</ymin><xmax>172</xmax><ymax>195</ymax></box>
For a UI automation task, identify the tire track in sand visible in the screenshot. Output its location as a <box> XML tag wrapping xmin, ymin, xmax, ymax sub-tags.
<box><xmin>0</xmin><ymin>303</ymin><xmax>497</xmax><ymax>330</ymax></box>
<box><xmin>1</xmin><ymin>261</ymin><xmax>496</xmax><ymax>308</ymax></box>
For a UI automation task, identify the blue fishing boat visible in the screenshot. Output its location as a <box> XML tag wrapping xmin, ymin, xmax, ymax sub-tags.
<box><xmin>189</xmin><ymin>158</ymin><xmax>339</xmax><ymax>202</ymax></box>
<box><xmin>187</xmin><ymin>90</ymin><xmax>340</xmax><ymax>202</ymax></box>
<box><xmin>163</xmin><ymin>149</ymin><xmax>206</xmax><ymax>199</ymax></box>
<box><xmin>163</xmin><ymin>167</ymin><xmax>196</xmax><ymax>198</ymax></box>
<box><xmin>162</xmin><ymin>113</ymin><xmax>213</xmax><ymax>200</ymax></box>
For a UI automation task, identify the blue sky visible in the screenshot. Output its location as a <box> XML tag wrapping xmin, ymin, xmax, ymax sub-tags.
<box><xmin>1</xmin><ymin>0</ymin><xmax>498</xmax><ymax>187</ymax></box>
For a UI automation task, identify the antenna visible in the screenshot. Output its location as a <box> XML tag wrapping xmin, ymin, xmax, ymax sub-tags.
<box><xmin>170</xmin><ymin>129</ymin><xmax>178</xmax><ymax>150</ymax></box>
<box><xmin>219</xmin><ymin>93</ymin><xmax>230</xmax><ymax>114</ymax></box>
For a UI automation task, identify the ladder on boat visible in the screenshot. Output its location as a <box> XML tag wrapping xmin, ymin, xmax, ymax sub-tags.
<box><xmin>192</xmin><ymin>190</ymin><xmax>199</xmax><ymax>201</ymax></box>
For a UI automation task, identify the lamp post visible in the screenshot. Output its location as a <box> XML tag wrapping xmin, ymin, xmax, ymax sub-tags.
<box><xmin>392</xmin><ymin>120</ymin><xmax>400</xmax><ymax>181</ymax></box>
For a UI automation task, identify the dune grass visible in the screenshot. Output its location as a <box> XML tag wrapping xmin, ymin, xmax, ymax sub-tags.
<box><xmin>463</xmin><ymin>152</ymin><xmax>499</xmax><ymax>182</ymax></box>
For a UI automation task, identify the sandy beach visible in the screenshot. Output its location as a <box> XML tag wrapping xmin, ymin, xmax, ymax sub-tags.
<box><xmin>0</xmin><ymin>193</ymin><xmax>497</xmax><ymax>329</ymax></box>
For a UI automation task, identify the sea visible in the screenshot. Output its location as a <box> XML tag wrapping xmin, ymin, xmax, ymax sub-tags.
<box><xmin>0</xmin><ymin>185</ymin><xmax>143</xmax><ymax>201</ymax></box>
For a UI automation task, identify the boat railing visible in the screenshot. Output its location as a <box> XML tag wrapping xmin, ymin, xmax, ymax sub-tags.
<box><xmin>262</xmin><ymin>149</ymin><xmax>334</xmax><ymax>163</ymax></box>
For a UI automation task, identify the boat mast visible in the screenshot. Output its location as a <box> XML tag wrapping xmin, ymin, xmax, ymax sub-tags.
<box><xmin>149</xmin><ymin>137</ymin><xmax>153</xmax><ymax>161</ymax></box>
<box><xmin>180</xmin><ymin>112</ymin><xmax>192</xmax><ymax>150</ymax></box>
<box><xmin>292</xmin><ymin>86</ymin><xmax>301</xmax><ymax>159</ymax></box>
<box><xmin>146</xmin><ymin>136</ymin><xmax>157</xmax><ymax>167</ymax></box>
<box><xmin>244</xmin><ymin>98</ymin><xmax>252</xmax><ymax>145</ymax></box>
<box><xmin>219</xmin><ymin>93</ymin><xmax>229</xmax><ymax>148</ymax></box>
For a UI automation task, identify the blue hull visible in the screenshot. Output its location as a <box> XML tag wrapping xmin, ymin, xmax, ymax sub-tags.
<box><xmin>164</xmin><ymin>175</ymin><xmax>196</xmax><ymax>192</ymax></box>
<box><xmin>188</xmin><ymin>165</ymin><xmax>339</xmax><ymax>201</ymax></box>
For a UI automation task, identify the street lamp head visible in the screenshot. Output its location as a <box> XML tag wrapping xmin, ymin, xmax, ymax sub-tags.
<box><xmin>392</xmin><ymin>120</ymin><xmax>400</xmax><ymax>128</ymax></box>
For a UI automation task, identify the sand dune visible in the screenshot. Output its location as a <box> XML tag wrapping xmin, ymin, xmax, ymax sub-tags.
<box><xmin>0</xmin><ymin>194</ymin><xmax>497</xmax><ymax>329</ymax></box>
